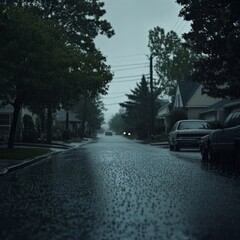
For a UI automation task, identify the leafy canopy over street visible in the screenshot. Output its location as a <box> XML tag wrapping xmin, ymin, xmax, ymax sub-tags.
<box><xmin>148</xmin><ymin>27</ymin><xmax>196</xmax><ymax>100</ymax></box>
<box><xmin>0</xmin><ymin>1</ymin><xmax>114</xmax><ymax>148</ymax></box>
<box><xmin>176</xmin><ymin>0</ymin><xmax>240</xmax><ymax>99</ymax></box>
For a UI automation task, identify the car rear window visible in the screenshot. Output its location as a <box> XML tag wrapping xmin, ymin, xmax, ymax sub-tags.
<box><xmin>228</xmin><ymin>112</ymin><xmax>240</xmax><ymax>127</ymax></box>
<box><xmin>178</xmin><ymin>121</ymin><xmax>212</xmax><ymax>130</ymax></box>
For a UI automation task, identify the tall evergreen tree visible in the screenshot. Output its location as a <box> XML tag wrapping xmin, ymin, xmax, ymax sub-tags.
<box><xmin>176</xmin><ymin>0</ymin><xmax>240</xmax><ymax>99</ymax></box>
<box><xmin>73</xmin><ymin>95</ymin><xmax>105</xmax><ymax>137</ymax></box>
<box><xmin>120</xmin><ymin>75</ymin><xmax>161</xmax><ymax>139</ymax></box>
<box><xmin>109</xmin><ymin>112</ymin><xmax>126</xmax><ymax>134</ymax></box>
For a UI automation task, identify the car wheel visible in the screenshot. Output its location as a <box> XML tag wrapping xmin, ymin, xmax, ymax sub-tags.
<box><xmin>208</xmin><ymin>145</ymin><xmax>215</xmax><ymax>162</ymax></box>
<box><xmin>234</xmin><ymin>142</ymin><xmax>240</xmax><ymax>167</ymax></box>
<box><xmin>209</xmin><ymin>146</ymin><xmax>220</xmax><ymax>163</ymax></box>
<box><xmin>174</xmin><ymin>144</ymin><xmax>180</xmax><ymax>151</ymax></box>
<box><xmin>169</xmin><ymin>143</ymin><xmax>174</xmax><ymax>151</ymax></box>
<box><xmin>201</xmin><ymin>147</ymin><xmax>209</xmax><ymax>161</ymax></box>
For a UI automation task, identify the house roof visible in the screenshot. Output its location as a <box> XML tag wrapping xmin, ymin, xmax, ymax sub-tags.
<box><xmin>159</xmin><ymin>99</ymin><xmax>170</xmax><ymax>109</ymax></box>
<box><xmin>200</xmin><ymin>99</ymin><xmax>232</xmax><ymax>114</ymax></box>
<box><xmin>200</xmin><ymin>99</ymin><xmax>240</xmax><ymax>114</ymax></box>
<box><xmin>159</xmin><ymin>98</ymin><xmax>174</xmax><ymax>110</ymax></box>
<box><xmin>56</xmin><ymin>109</ymin><xmax>81</xmax><ymax>122</ymax></box>
<box><xmin>178</xmin><ymin>80</ymin><xmax>200</xmax><ymax>106</ymax></box>
<box><xmin>158</xmin><ymin>101</ymin><xmax>174</xmax><ymax>117</ymax></box>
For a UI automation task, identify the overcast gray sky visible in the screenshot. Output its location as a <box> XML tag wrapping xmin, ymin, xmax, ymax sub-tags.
<box><xmin>94</xmin><ymin>0</ymin><xmax>190</xmax><ymax>125</ymax></box>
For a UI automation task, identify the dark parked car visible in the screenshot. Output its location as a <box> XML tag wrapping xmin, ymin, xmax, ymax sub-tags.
<box><xmin>168</xmin><ymin>119</ymin><xmax>214</xmax><ymax>151</ymax></box>
<box><xmin>200</xmin><ymin>109</ymin><xmax>240</xmax><ymax>163</ymax></box>
<box><xmin>105</xmin><ymin>131</ymin><xmax>113</xmax><ymax>136</ymax></box>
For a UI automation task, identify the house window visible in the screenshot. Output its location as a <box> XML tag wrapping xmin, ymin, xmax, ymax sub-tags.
<box><xmin>0</xmin><ymin>114</ymin><xmax>10</xmax><ymax>125</ymax></box>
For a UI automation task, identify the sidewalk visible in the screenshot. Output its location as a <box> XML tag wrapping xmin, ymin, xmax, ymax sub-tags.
<box><xmin>0</xmin><ymin>139</ymin><xmax>90</xmax><ymax>176</ymax></box>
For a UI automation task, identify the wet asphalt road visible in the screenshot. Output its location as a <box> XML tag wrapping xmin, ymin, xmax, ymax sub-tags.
<box><xmin>0</xmin><ymin>135</ymin><xmax>240</xmax><ymax>240</ymax></box>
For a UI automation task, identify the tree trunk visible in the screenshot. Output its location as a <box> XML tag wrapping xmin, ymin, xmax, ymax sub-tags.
<box><xmin>66</xmin><ymin>110</ymin><xmax>69</xmax><ymax>130</ymax></box>
<box><xmin>46</xmin><ymin>105</ymin><xmax>52</xmax><ymax>144</ymax></box>
<box><xmin>40</xmin><ymin>109</ymin><xmax>45</xmax><ymax>134</ymax></box>
<box><xmin>8</xmin><ymin>97</ymin><xmax>23</xmax><ymax>148</ymax></box>
<box><xmin>81</xmin><ymin>93</ymin><xmax>87</xmax><ymax>138</ymax></box>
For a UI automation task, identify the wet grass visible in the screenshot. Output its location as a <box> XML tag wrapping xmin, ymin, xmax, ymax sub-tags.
<box><xmin>0</xmin><ymin>148</ymin><xmax>52</xmax><ymax>160</ymax></box>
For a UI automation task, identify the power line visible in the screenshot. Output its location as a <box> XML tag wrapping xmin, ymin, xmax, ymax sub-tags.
<box><xmin>112</xmin><ymin>62</ymin><xmax>148</xmax><ymax>68</ymax></box>
<box><xmin>102</xmin><ymin>95</ymin><xmax>126</xmax><ymax>99</ymax></box>
<box><xmin>174</xmin><ymin>21</ymin><xmax>185</xmax><ymax>33</ymax></box>
<box><xmin>171</xmin><ymin>18</ymin><xmax>182</xmax><ymax>31</ymax></box>
<box><xmin>108</xmin><ymin>53</ymin><xmax>146</xmax><ymax>60</ymax></box>
<box><xmin>113</xmin><ymin>74</ymin><xmax>148</xmax><ymax>80</ymax></box>
<box><xmin>105</xmin><ymin>102</ymin><xmax>121</xmax><ymax>106</ymax></box>
<box><xmin>113</xmin><ymin>65</ymin><xmax>148</xmax><ymax>72</ymax></box>
<box><xmin>103</xmin><ymin>91</ymin><xmax>126</xmax><ymax>95</ymax></box>
<box><xmin>177</xmin><ymin>21</ymin><xmax>188</xmax><ymax>35</ymax></box>
<box><xmin>111</xmin><ymin>78</ymin><xmax>145</xmax><ymax>84</ymax></box>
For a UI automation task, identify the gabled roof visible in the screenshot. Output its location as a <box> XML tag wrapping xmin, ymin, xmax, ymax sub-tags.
<box><xmin>57</xmin><ymin>109</ymin><xmax>81</xmax><ymax>122</ymax></box>
<box><xmin>178</xmin><ymin>80</ymin><xmax>200</xmax><ymax>106</ymax></box>
<box><xmin>200</xmin><ymin>99</ymin><xmax>232</xmax><ymax>114</ymax></box>
<box><xmin>159</xmin><ymin>99</ymin><xmax>170</xmax><ymax>108</ymax></box>
<box><xmin>200</xmin><ymin>99</ymin><xmax>240</xmax><ymax>114</ymax></box>
<box><xmin>158</xmin><ymin>101</ymin><xmax>174</xmax><ymax>115</ymax></box>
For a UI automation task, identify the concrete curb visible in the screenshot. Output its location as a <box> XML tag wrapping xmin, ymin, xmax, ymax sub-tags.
<box><xmin>0</xmin><ymin>149</ymin><xmax>65</xmax><ymax>176</ymax></box>
<box><xmin>0</xmin><ymin>139</ymin><xmax>91</xmax><ymax>176</ymax></box>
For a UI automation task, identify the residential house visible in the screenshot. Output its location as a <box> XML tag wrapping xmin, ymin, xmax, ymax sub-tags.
<box><xmin>0</xmin><ymin>104</ymin><xmax>13</xmax><ymax>142</ymax></box>
<box><xmin>54</xmin><ymin>109</ymin><xmax>88</xmax><ymax>137</ymax></box>
<box><xmin>0</xmin><ymin>104</ymin><xmax>35</xmax><ymax>142</ymax></box>
<box><xmin>55</xmin><ymin>109</ymin><xmax>81</xmax><ymax>135</ymax></box>
<box><xmin>158</xmin><ymin>80</ymin><xmax>221</xmax><ymax>132</ymax></box>
<box><xmin>173</xmin><ymin>80</ymin><xmax>221</xmax><ymax>119</ymax></box>
<box><xmin>157</xmin><ymin>100</ymin><xmax>173</xmax><ymax>133</ymax></box>
<box><xmin>200</xmin><ymin>99</ymin><xmax>240</xmax><ymax>123</ymax></box>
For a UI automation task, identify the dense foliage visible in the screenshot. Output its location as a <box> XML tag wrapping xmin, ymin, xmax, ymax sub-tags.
<box><xmin>0</xmin><ymin>7</ymin><xmax>69</xmax><ymax>147</ymax></box>
<box><xmin>176</xmin><ymin>0</ymin><xmax>240</xmax><ymax>99</ymax></box>
<box><xmin>0</xmin><ymin>1</ymin><xmax>114</xmax><ymax>147</ymax></box>
<box><xmin>109</xmin><ymin>112</ymin><xmax>126</xmax><ymax>134</ymax></box>
<box><xmin>3</xmin><ymin>0</ymin><xmax>114</xmax><ymax>51</ymax></box>
<box><xmin>73</xmin><ymin>95</ymin><xmax>105</xmax><ymax>137</ymax></box>
<box><xmin>166</xmin><ymin>108</ymin><xmax>187</xmax><ymax>131</ymax></box>
<box><xmin>148</xmin><ymin>27</ymin><xmax>196</xmax><ymax>99</ymax></box>
<box><xmin>119</xmin><ymin>75</ymin><xmax>161</xmax><ymax>139</ymax></box>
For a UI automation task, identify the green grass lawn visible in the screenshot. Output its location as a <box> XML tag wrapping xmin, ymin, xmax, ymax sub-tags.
<box><xmin>0</xmin><ymin>148</ymin><xmax>52</xmax><ymax>160</ymax></box>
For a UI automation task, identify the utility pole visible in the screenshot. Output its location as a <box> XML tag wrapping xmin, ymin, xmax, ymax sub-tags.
<box><xmin>150</xmin><ymin>54</ymin><xmax>154</xmax><ymax>138</ymax></box>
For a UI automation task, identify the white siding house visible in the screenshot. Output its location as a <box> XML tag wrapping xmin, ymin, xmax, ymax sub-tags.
<box><xmin>173</xmin><ymin>80</ymin><xmax>220</xmax><ymax>119</ymax></box>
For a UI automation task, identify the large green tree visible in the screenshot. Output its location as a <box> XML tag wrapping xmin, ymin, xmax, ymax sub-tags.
<box><xmin>148</xmin><ymin>26</ymin><xmax>196</xmax><ymax>99</ymax></box>
<box><xmin>0</xmin><ymin>6</ymin><xmax>70</xmax><ymax>148</ymax></box>
<box><xmin>176</xmin><ymin>0</ymin><xmax>240</xmax><ymax>99</ymax></box>
<box><xmin>0</xmin><ymin>1</ymin><xmax>114</xmax><ymax>146</ymax></box>
<box><xmin>109</xmin><ymin>112</ymin><xmax>126</xmax><ymax>134</ymax></box>
<box><xmin>120</xmin><ymin>75</ymin><xmax>161</xmax><ymax>139</ymax></box>
<box><xmin>73</xmin><ymin>95</ymin><xmax>105</xmax><ymax>137</ymax></box>
<box><xmin>3</xmin><ymin>0</ymin><xmax>114</xmax><ymax>51</ymax></box>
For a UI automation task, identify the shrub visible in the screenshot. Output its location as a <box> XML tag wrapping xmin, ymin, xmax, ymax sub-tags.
<box><xmin>167</xmin><ymin>108</ymin><xmax>187</xmax><ymax>131</ymax></box>
<box><xmin>62</xmin><ymin>129</ymin><xmax>71</xmax><ymax>140</ymax></box>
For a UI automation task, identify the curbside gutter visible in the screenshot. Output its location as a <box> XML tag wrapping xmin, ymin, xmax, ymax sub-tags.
<box><xmin>0</xmin><ymin>153</ymin><xmax>55</xmax><ymax>175</ymax></box>
<box><xmin>0</xmin><ymin>139</ymin><xmax>91</xmax><ymax>176</ymax></box>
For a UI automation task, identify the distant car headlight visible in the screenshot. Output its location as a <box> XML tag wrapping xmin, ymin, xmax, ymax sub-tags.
<box><xmin>128</xmin><ymin>132</ymin><xmax>131</xmax><ymax>136</ymax></box>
